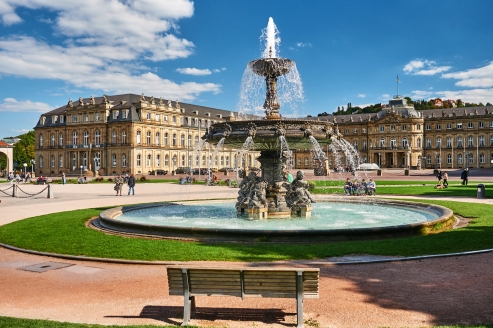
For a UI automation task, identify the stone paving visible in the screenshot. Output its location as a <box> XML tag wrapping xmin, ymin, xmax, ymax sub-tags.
<box><xmin>0</xmin><ymin>170</ymin><xmax>492</xmax><ymax>327</ymax></box>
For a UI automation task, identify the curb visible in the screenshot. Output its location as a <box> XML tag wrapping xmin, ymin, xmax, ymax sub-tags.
<box><xmin>1</xmin><ymin>241</ymin><xmax>492</xmax><ymax>266</ymax></box>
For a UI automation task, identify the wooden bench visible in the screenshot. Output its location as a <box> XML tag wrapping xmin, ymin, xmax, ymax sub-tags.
<box><xmin>167</xmin><ymin>266</ymin><xmax>319</xmax><ymax>327</ymax></box>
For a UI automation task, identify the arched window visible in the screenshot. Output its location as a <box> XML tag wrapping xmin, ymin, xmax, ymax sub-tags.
<box><xmin>39</xmin><ymin>135</ymin><xmax>44</xmax><ymax>148</ymax></box>
<box><xmin>59</xmin><ymin>133</ymin><xmax>63</xmax><ymax>146</ymax></box>
<box><xmin>457</xmin><ymin>154</ymin><xmax>463</xmax><ymax>165</ymax></box>
<box><xmin>84</xmin><ymin>131</ymin><xmax>89</xmax><ymax>146</ymax></box>
<box><xmin>165</xmin><ymin>155</ymin><xmax>169</xmax><ymax>166</ymax></box>
<box><xmin>122</xmin><ymin>130</ymin><xmax>127</xmax><ymax>144</ymax></box>
<box><xmin>353</xmin><ymin>140</ymin><xmax>358</xmax><ymax>150</ymax></box>
<box><xmin>195</xmin><ymin>136</ymin><xmax>199</xmax><ymax>143</ymax></box>
<box><xmin>156</xmin><ymin>132</ymin><xmax>160</xmax><ymax>145</ymax></box>
<box><xmin>72</xmin><ymin>131</ymin><xmax>77</xmax><ymax>145</ymax></box>
<box><xmin>136</xmin><ymin>130</ymin><xmax>141</xmax><ymax>145</ymax></box>
<box><xmin>226</xmin><ymin>156</ymin><xmax>230</xmax><ymax>167</ymax></box>
<box><xmin>122</xmin><ymin>154</ymin><xmax>127</xmax><ymax>167</ymax></box>
<box><xmin>202</xmin><ymin>155</ymin><xmax>206</xmax><ymax>166</ymax></box>
<box><xmin>95</xmin><ymin>130</ymin><xmax>101</xmax><ymax>146</ymax></box>
<box><xmin>50</xmin><ymin>134</ymin><xmax>55</xmax><ymax>147</ymax></box>
<box><xmin>172</xmin><ymin>133</ymin><xmax>177</xmax><ymax>146</ymax></box>
<box><xmin>221</xmin><ymin>156</ymin><xmax>224</xmax><ymax>166</ymax></box>
<box><xmin>468</xmin><ymin>136</ymin><xmax>474</xmax><ymax>147</ymax></box>
<box><xmin>156</xmin><ymin>154</ymin><xmax>161</xmax><ymax>166</ymax></box>
<box><xmin>164</xmin><ymin>133</ymin><xmax>169</xmax><ymax>146</ymax></box>
<box><xmin>304</xmin><ymin>157</ymin><xmax>309</xmax><ymax>166</ymax></box>
<box><xmin>480</xmin><ymin>153</ymin><xmax>485</xmax><ymax>164</ymax></box>
<box><xmin>181</xmin><ymin>134</ymin><xmax>185</xmax><ymax>147</ymax></box>
<box><xmin>417</xmin><ymin>138</ymin><xmax>421</xmax><ymax>148</ymax></box>
<box><xmin>195</xmin><ymin>155</ymin><xmax>199</xmax><ymax>166</ymax></box>
<box><xmin>188</xmin><ymin>135</ymin><xmax>192</xmax><ymax>147</ymax></box>
<box><xmin>137</xmin><ymin>154</ymin><xmax>141</xmax><ymax>166</ymax></box>
<box><xmin>51</xmin><ymin>155</ymin><xmax>55</xmax><ymax>167</ymax></box>
<box><xmin>447</xmin><ymin>154</ymin><xmax>452</xmax><ymax>164</ymax></box>
<box><xmin>83</xmin><ymin>152</ymin><xmax>87</xmax><ymax>167</ymax></box>
<box><xmin>402</xmin><ymin>138</ymin><xmax>408</xmax><ymax>148</ymax></box>
<box><xmin>390</xmin><ymin>138</ymin><xmax>396</xmax><ymax>148</ymax></box>
<box><xmin>112</xmin><ymin>130</ymin><xmax>117</xmax><ymax>144</ymax></box>
<box><xmin>112</xmin><ymin>154</ymin><xmax>117</xmax><ymax>167</ymax></box>
<box><xmin>39</xmin><ymin>156</ymin><xmax>43</xmax><ymax>168</ymax></box>
<box><xmin>181</xmin><ymin>155</ymin><xmax>185</xmax><ymax>166</ymax></box>
<box><xmin>436</xmin><ymin>137</ymin><xmax>441</xmax><ymax>148</ymax></box>
<box><xmin>296</xmin><ymin>157</ymin><xmax>301</xmax><ymax>166</ymax></box>
<box><xmin>71</xmin><ymin>153</ymin><xmax>76</xmax><ymax>168</ymax></box>
<box><xmin>379</xmin><ymin>138</ymin><xmax>385</xmax><ymax>148</ymax></box>
<box><xmin>147</xmin><ymin>154</ymin><xmax>151</xmax><ymax>166</ymax></box>
<box><xmin>59</xmin><ymin>155</ymin><xmax>63</xmax><ymax>167</ymax></box>
<box><xmin>146</xmin><ymin>131</ymin><xmax>151</xmax><ymax>145</ymax></box>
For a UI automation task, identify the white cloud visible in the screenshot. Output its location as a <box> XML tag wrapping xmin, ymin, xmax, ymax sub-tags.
<box><xmin>0</xmin><ymin>1</ymin><xmax>222</xmax><ymax>101</ymax></box>
<box><xmin>296</xmin><ymin>42</ymin><xmax>312</xmax><ymax>47</ymax></box>
<box><xmin>357</xmin><ymin>94</ymin><xmax>366</xmax><ymax>98</ymax></box>
<box><xmin>381</xmin><ymin>94</ymin><xmax>391</xmax><ymax>100</ymax></box>
<box><xmin>434</xmin><ymin>88</ymin><xmax>493</xmax><ymax>104</ymax></box>
<box><xmin>213</xmin><ymin>68</ymin><xmax>226</xmax><ymax>73</ymax></box>
<box><xmin>0</xmin><ymin>98</ymin><xmax>53</xmax><ymax>112</ymax></box>
<box><xmin>411</xmin><ymin>90</ymin><xmax>434</xmax><ymax>99</ymax></box>
<box><xmin>403</xmin><ymin>59</ymin><xmax>451</xmax><ymax>75</ymax></box>
<box><xmin>442</xmin><ymin>61</ymin><xmax>493</xmax><ymax>88</ymax></box>
<box><xmin>177</xmin><ymin>68</ymin><xmax>212</xmax><ymax>75</ymax></box>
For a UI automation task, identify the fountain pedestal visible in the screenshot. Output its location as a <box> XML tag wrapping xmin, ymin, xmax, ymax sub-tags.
<box><xmin>291</xmin><ymin>205</ymin><xmax>312</xmax><ymax>217</ymax></box>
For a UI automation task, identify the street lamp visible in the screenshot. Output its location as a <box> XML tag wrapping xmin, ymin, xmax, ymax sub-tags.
<box><xmin>80</xmin><ymin>165</ymin><xmax>83</xmax><ymax>177</ymax></box>
<box><xmin>30</xmin><ymin>159</ymin><xmax>35</xmax><ymax>175</ymax></box>
<box><xmin>23</xmin><ymin>163</ymin><xmax>27</xmax><ymax>180</ymax></box>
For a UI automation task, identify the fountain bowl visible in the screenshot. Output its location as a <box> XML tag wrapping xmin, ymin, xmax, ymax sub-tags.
<box><xmin>248</xmin><ymin>58</ymin><xmax>294</xmax><ymax>77</ymax></box>
<box><xmin>205</xmin><ymin>119</ymin><xmax>340</xmax><ymax>151</ymax></box>
<box><xmin>94</xmin><ymin>198</ymin><xmax>454</xmax><ymax>243</ymax></box>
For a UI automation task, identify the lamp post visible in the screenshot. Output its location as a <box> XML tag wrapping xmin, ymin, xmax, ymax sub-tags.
<box><xmin>80</xmin><ymin>165</ymin><xmax>83</xmax><ymax>177</ymax></box>
<box><xmin>23</xmin><ymin>163</ymin><xmax>27</xmax><ymax>180</ymax></box>
<box><xmin>30</xmin><ymin>159</ymin><xmax>35</xmax><ymax>176</ymax></box>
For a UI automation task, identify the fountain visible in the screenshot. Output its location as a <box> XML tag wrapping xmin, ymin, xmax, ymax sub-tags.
<box><xmin>204</xmin><ymin>17</ymin><xmax>341</xmax><ymax>219</ymax></box>
<box><xmin>94</xmin><ymin>18</ymin><xmax>454</xmax><ymax>242</ymax></box>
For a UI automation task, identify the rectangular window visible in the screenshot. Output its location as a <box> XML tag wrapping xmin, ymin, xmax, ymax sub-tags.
<box><xmin>353</xmin><ymin>128</ymin><xmax>358</xmax><ymax>134</ymax></box>
<box><xmin>479</xmin><ymin>121</ymin><xmax>484</xmax><ymax>128</ymax></box>
<box><xmin>122</xmin><ymin>111</ymin><xmax>128</xmax><ymax>119</ymax></box>
<box><xmin>72</xmin><ymin>115</ymin><xmax>77</xmax><ymax>123</ymax></box>
<box><xmin>146</xmin><ymin>113</ymin><xmax>151</xmax><ymax>120</ymax></box>
<box><xmin>468</xmin><ymin>122</ymin><xmax>474</xmax><ymax>129</ymax></box>
<box><xmin>390</xmin><ymin>126</ymin><xmax>395</xmax><ymax>131</ymax></box>
<box><xmin>446</xmin><ymin>123</ymin><xmax>452</xmax><ymax>129</ymax></box>
<box><xmin>402</xmin><ymin>125</ymin><xmax>407</xmax><ymax>131</ymax></box>
<box><xmin>416</xmin><ymin>124</ymin><xmax>421</xmax><ymax>130</ymax></box>
<box><xmin>155</xmin><ymin>114</ymin><xmax>160</xmax><ymax>121</ymax></box>
<box><xmin>113</xmin><ymin>111</ymin><xmax>118</xmax><ymax>119</ymax></box>
<box><xmin>425</xmin><ymin>124</ymin><xmax>431</xmax><ymax>131</ymax></box>
<box><xmin>84</xmin><ymin>114</ymin><xmax>89</xmax><ymax>122</ymax></box>
<box><xmin>379</xmin><ymin>125</ymin><xmax>384</xmax><ymax>132</ymax></box>
<box><xmin>436</xmin><ymin>124</ymin><xmax>441</xmax><ymax>130</ymax></box>
<box><xmin>60</xmin><ymin>116</ymin><xmax>64</xmax><ymax>123</ymax></box>
<box><xmin>490</xmin><ymin>121</ymin><xmax>493</xmax><ymax>128</ymax></box>
<box><xmin>457</xmin><ymin>123</ymin><xmax>462</xmax><ymax>129</ymax></box>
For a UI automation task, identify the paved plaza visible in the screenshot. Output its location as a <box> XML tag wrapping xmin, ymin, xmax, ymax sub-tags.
<box><xmin>0</xmin><ymin>170</ymin><xmax>493</xmax><ymax>327</ymax></box>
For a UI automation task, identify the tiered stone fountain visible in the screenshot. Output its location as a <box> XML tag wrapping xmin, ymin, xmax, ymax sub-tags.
<box><xmin>204</xmin><ymin>20</ymin><xmax>342</xmax><ymax>219</ymax></box>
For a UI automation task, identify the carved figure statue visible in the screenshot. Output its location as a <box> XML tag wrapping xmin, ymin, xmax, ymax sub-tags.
<box><xmin>141</xmin><ymin>93</ymin><xmax>146</xmax><ymax>101</ymax></box>
<box><xmin>285</xmin><ymin>170</ymin><xmax>315</xmax><ymax>207</ymax></box>
<box><xmin>150</xmin><ymin>96</ymin><xmax>155</xmax><ymax>105</ymax></box>
<box><xmin>248</xmin><ymin>180</ymin><xmax>267</xmax><ymax>208</ymax></box>
<box><xmin>79</xmin><ymin>97</ymin><xmax>84</xmax><ymax>105</ymax></box>
<box><xmin>102</xmin><ymin>95</ymin><xmax>108</xmax><ymax>103</ymax></box>
<box><xmin>168</xmin><ymin>99</ymin><xmax>172</xmax><ymax>108</ymax></box>
<box><xmin>67</xmin><ymin>98</ymin><xmax>73</xmax><ymax>107</ymax></box>
<box><xmin>302</xmin><ymin>123</ymin><xmax>313</xmax><ymax>138</ymax></box>
<box><xmin>159</xmin><ymin>97</ymin><xmax>164</xmax><ymax>106</ymax></box>
<box><xmin>175</xmin><ymin>100</ymin><xmax>180</xmax><ymax>109</ymax></box>
<box><xmin>90</xmin><ymin>96</ymin><xmax>95</xmax><ymax>105</ymax></box>
<box><xmin>236</xmin><ymin>171</ymin><xmax>260</xmax><ymax>209</ymax></box>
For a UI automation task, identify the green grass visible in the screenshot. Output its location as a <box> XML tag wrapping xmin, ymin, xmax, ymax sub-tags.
<box><xmin>0</xmin><ymin>317</ymin><xmax>489</xmax><ymax>328</ymax></box>
<box><xmin>0</xmin><ymin>198</ymin><xmax>492</xmax><ymax>262</ymax></box>
<box><xmin>311</xmin><ymin>179</ymin><xmax>492</xmax><ymax>187</ymax></box>
<box><xmin>0</xmin><ymin>317</ymin><xmax>198</xmax><ymax>328</ymax></box>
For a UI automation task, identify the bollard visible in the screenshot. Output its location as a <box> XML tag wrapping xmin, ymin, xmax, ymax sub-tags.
<box><xmin>12</xmin><ymin>184</ymin><xmax>17</xmax><ymax>197</ymax></box>
<box><xmin>47</xmin><ymin>184</ymin><xmax>54</xmax><ymax>198</ymax></box>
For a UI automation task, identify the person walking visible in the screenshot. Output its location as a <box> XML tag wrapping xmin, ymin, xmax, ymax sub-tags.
<box><xmin>460</xmin><ymin>168</ymin><xmax>469</xmax><ymax>185</ymax></box>
<box><xmin>127</xmin><ymin>174</ymin><xmax>136</xmax><ymax>196</ymax></box>
<box><xmin>62</xmin><ymin>172</ymin><xmax>66</xmax><ymax>185</ymax></box>
<box><xmin>114</xmin><ymin>175</ymin><xmax>123</xmax><ymax>196</ymax></box>
<box><xmin>442</xmin><ymin>171</ymin><xmax>449</xmax><ymax>187</ymax></box>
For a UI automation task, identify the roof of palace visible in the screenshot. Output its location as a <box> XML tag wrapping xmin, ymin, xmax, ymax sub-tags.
<box><xmin>36</xmin><ymin>94</ymin><xmax>235</xmax><ymax>128</ymax></box>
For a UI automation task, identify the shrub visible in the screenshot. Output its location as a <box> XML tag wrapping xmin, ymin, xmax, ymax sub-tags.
<box><xmin>140</xmin><ymin>176</ymin><xmax>147</xmax><ymax>182</ymax></box>
<box><xmin>107</xmin><ymin>178</ymin><xmax>113</xmax><ymax>182</ymax></box>
<box><xmin>308</xmin><ymin>182</ymin><xmax>315</xmax><ymax>191</ymax></box>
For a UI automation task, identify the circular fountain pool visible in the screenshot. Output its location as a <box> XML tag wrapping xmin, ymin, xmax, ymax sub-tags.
<box><xmin>95</xmin><ymin>199</ymin><xmax>454</xmax><ymax>242</ymax></box>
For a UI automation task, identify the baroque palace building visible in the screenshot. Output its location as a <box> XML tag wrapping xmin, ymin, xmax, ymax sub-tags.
<box><xmin>33</xmin><ymin>94</ymin><xmax>260</xmax><ymax>177</ymax></box>
<box><xmin>34</xmin><ymin>93</ymin><xmax>493</xmax><ymax>176</ymax></box>
<box><xmin>295</xmin><ymin>97</ymin><xmax>493</xmax><ymax>171</ymax></box>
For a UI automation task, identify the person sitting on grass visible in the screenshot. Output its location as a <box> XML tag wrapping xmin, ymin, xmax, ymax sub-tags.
<box><xmin>344</xmin><ymin>178</ymin><xmax>353</xmax><ymax>196</ymax></box>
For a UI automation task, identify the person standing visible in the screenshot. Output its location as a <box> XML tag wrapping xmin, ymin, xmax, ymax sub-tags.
<box><xmin>62</xmin><ymin>172</ymin><xmax>66</xmax><ymax>185</ymax></box>
<box><xmin>127</xmin><ymin>174</ymin><xmax>136</xmax><ymax>196</ymax></box>
<box><xmin>442</xmin><ymin>171</ymin><xmax>449</xmax><ymax>187</ymax></box>
<box><xmin>114</xmin><ymin>175</ymin><xmax>123</xmax><ymax>196</ymax></box>
<box><xmin>460</xmin><ymin>169</ymin><xmax>469</xmax><ymax>185</ymax></box>
<box><xmin>436</xmin><ymin>170</ymin><xmax>443</xmax><ymax>183</ymax></box>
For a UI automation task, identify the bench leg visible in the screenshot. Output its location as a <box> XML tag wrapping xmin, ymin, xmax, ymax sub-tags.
<box><xmin>296</xmin><ymin>271</ymin><xmax>304</xmax><ymax>328</ymax></box>
<box><xmin>181</xmin><ymin>269</ymin><xmax>192</xmax><ymax>326</ymax></box>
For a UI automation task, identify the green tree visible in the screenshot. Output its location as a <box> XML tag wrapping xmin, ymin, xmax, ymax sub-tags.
<box><xmin>12</xmin><ymin>131</ymin><xmax>35</xmax><ymax>170</ymax></box>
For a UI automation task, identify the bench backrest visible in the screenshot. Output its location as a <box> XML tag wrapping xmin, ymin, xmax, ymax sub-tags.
<box><xmin>167</xmin><ymin>267</ymin><xmax>319</xmax><ymax>299</ymax></box>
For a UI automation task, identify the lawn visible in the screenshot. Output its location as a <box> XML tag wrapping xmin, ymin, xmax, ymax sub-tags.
<box><xmin>0</xmin><ymin>198</ymin><xmax>492</xmax><ymax>262</ymax></box>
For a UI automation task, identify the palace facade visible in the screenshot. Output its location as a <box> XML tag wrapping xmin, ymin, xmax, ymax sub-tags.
<box><xmin>34</xmin><ymin>94</ymin><xmax>493</xmax><ymax>177</ymax></box>
<box><xmin>33</xmin><ymin>94</ymin><xmax>259</xmax><ymax>176</ymax></box>
<box><xmin>294</xmin><ymin>97</ymin><xmax>493</xmax><ymax>171</ymax></box>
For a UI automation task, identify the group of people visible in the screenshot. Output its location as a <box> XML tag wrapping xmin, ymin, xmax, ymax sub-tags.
<box><xmin>113</xmin><ymin>174</ymin><xmax>136</xmax><ymax>196</ymax></box>
<box><xmin>344</xmin><ymin>178</ymin><xmax>376</xmax><ymax>196</ymax></box>
<box><xmin>6</xmin><ymin>172</ymin><xmax>31</xmax><ymax>184</ymax></box>
<box><xmin>435</xmin><ymin>170</ymin><xmax>449</xmax><ymax>188</ymax></box>
<box><xmin>179</xmin><ymin>175</ymin><xmax>195</xmax><ymax>185</ymax></box>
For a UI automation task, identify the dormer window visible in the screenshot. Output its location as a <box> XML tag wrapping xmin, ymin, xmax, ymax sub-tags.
<box><xmin>41</xmin><ymin>117</ymin><xmax>46</xmax><ymax>125</ymax></box>
<box><xmin>60</xmin><ymin>115</ymin><xmax>64</xmax><ymax>123</ymax></box>
<box><xmin>52</xmin><ymin>116</ymin><xmax>58</xmax><ymax>124</ymax></box>
<box><xmin>123</xmin><ymin>110</ymin><xmax>128</xmax><ymax>119</ymax></box>
<box><xmin>113</xmin><ymin>111</ymin><xmax>119</xmax><ymax>119</ymax></box>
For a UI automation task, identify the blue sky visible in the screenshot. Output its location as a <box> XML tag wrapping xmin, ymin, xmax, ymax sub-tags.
<box><xmin>1</xmin><ymin>0</ymin><xmax>493</xmax><ymax>137</ymax></box>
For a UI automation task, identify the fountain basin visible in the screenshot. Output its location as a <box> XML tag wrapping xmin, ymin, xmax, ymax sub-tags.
<box><xmin>205</xmin><ymin>119</ymin><xmax>338</xmax><ymax>150</ymax></box>
<box><xmin>95</xmin><ymin>199</ymin><xmax>454</xmax><ymax>242</ymax></box>
<box><xmin>248</xmin><ymin>58</ymin><xmax>295</xmax><ymax>77</ymax></box>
